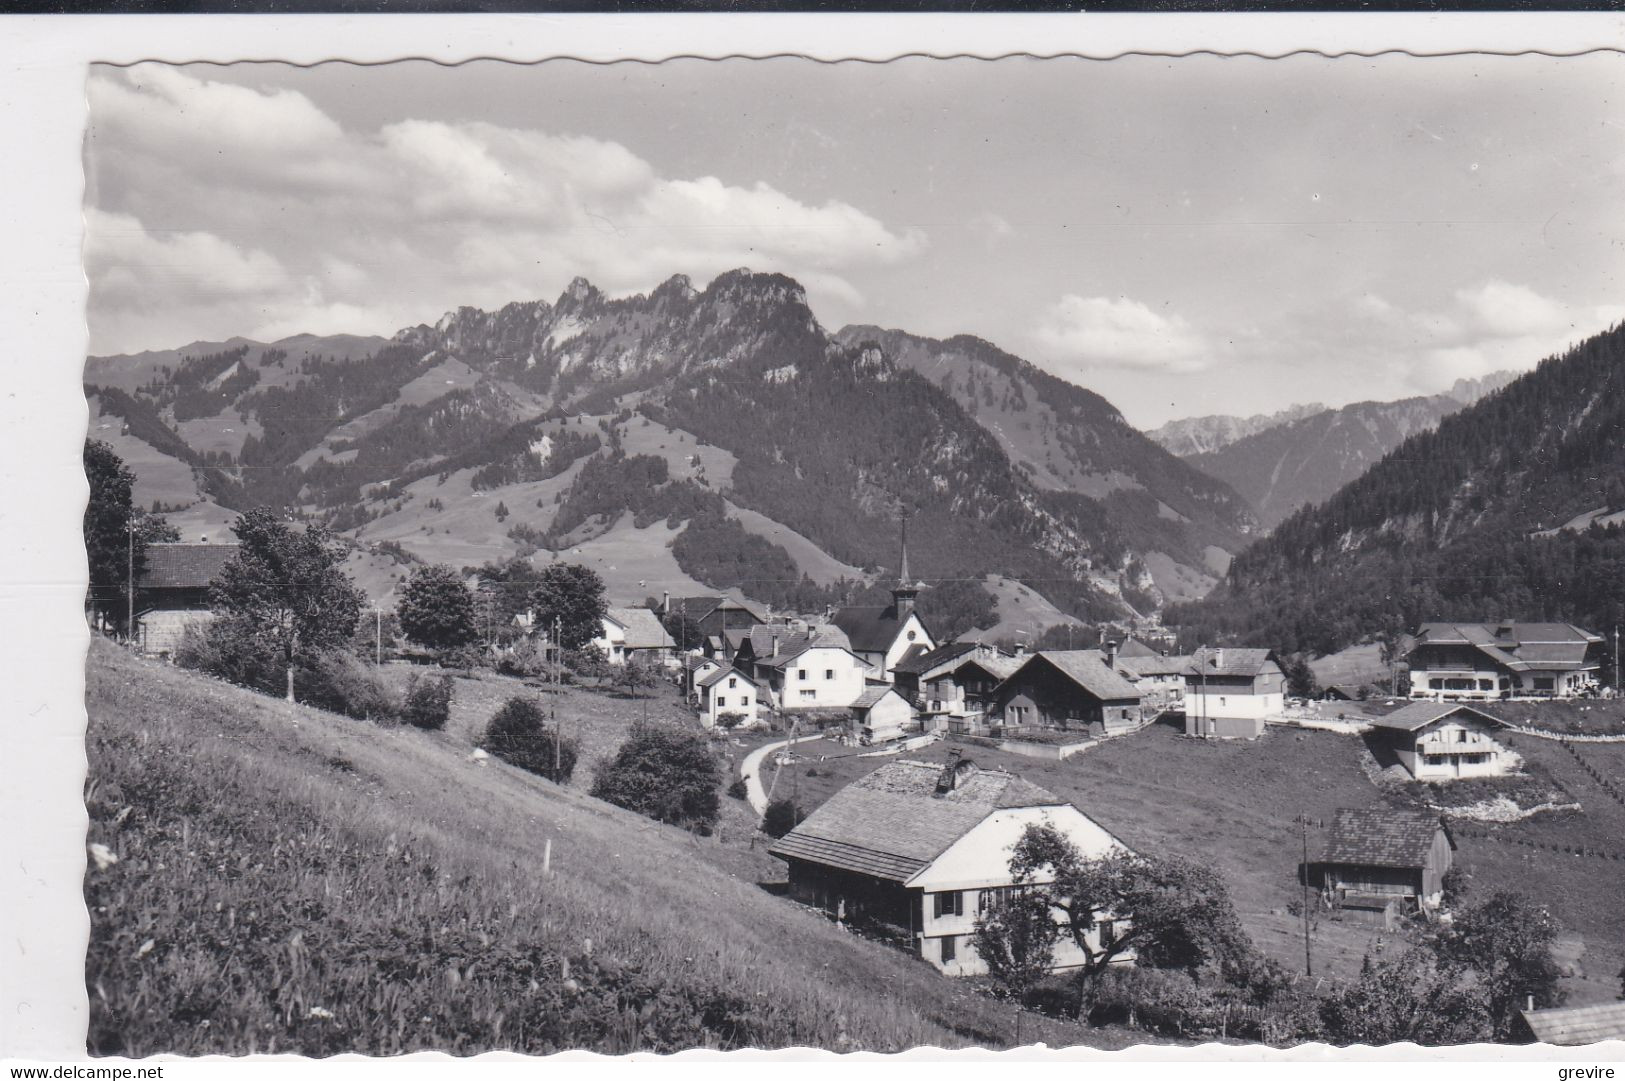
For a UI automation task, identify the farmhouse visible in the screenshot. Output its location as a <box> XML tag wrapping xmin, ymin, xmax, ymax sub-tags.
<box><xmin>1321</xmin><ymin>807</ymin><xmax>1455</xmax><ymax>911</ymax></box>
<box><xmin>849</xmin><ymin>685</ymin><xmax>916</xmax><ymax>744</ymax></box>
<box><xmin>988</xmin><ymin>650</ymin><xmax>1143</xmax><ymax>736</ymax></box>
<box><xmin>1406</xmin><ymin>621</ymin><xmax>1603</xmax><ymax>701</ymax></box>
<box><xmin>1182</xmin><ymin>648</ymin><xmax>1284</xmax><ymax>738</ymax></box>
<box><xmin>1366</xmin><ymin>702</ymin><xmax>1510</xmax><ymax>780</ymax></box>
<box><xmin>770</xmin><ymin>755</ymin><xmax>1133</xmax><ymax>976</ymax></box>
<box><xmin>695</xmin><ymin>665</ymin><xmax>762</xmax><ymax>729</ymax></box>
<box><xmin>133</xmin><ymin>542</ymin><xmax>238</xmax><ymax>657</ymax></box>
<box><xmin>1516</xmin><ymin>1001</ymin><xmax>1625</xmax><ymax>1045</ymax></box>
<box><xmin>659</xmin><ymin>594</ymin><xmax>767</xmax><ymax>654</ymax></box>
<box><xmin>592</xmin><ymin>607</ymin><xmax>677</xmax><ymax>667</ymax></box>
<box><xmin>892</xmin><ymin>641</ymin><xmax>1020</xmax><ymax>732</ymax></box>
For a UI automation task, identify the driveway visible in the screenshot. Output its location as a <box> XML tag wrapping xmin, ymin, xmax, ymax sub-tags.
<box><xmin>739</xmin><ymin>736</ymin><xmax>793</xmax><ymax>815</ymax></box>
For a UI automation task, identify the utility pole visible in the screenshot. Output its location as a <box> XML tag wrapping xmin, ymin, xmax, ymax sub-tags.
<box><xmin>1615</xmin><ymin>626</ymin><xmax>1620</xmax><ymax>695</ymax></box>
<box><xmin>125</xmin><ymin>517</ymin><xmax>135</xmax><ymax>647</ymax></box>
<box><xmin>1300</xmin><ymin>812</ymin><xmax>1314</xmax><ymax>977</ymax></box>
<box><xmin>374</xmin><ymin>608</ymin><xmax>382</xmax><ymax>666</ymax></box>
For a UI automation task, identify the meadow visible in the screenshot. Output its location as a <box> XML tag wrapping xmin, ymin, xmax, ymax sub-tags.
<box><xmin>84</xmin><ymin>640</ymin><xmax>1147</xmax><ymax>1055</ymax></box>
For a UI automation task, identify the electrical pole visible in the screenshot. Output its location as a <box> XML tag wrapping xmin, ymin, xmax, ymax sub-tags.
<box><xmin>374</xmin><ymin>608</ymin><xmax>382</xmax><ymax>666</ymax></box>
<box><xmin>125</xmin><ymin>518</ymin><xmax>135</xmax><ymax>647</ymax></box>
<box><xmin>1615</xmin><ymin>626</ymin><xmax>1620</xmax><ymax>695</ymax></box>
<box><xmin>1300</xmin><ymin>812</ymin><xmax>1313</xmax><ymax>977</ymax></box>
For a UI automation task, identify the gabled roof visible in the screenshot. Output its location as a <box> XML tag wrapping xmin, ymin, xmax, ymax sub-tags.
<box><xmin>1184</xmin><ymin>647</ymin><xmax>1278</xmax><ymax>678</ymax></box>
<box><xmin>753</xmin><ymin>635</ymin><xmax>861</xmax><ymax>670</ymax></box>
<box><xmin>137</xmin><ymin>543</ymin><xmax>239</xmax><ymax>590</ymax></box>
<box><xmin>1115</xmin><ymin>637</ymin><xmax>1161</xmax><ymax>659</ymax></box>
<box><xmin>1411</xmin><ymin>622</ymin><xmax>1601</xmax><ymax>672</ymax></box>
<box><xmin>697</xmin><ymin>664</ymin><xmax>756</xmax><ymax>690</ymax></box>
<box><xmin>1367</xmin><ymin>701</ymin><xmax>1504</xmax><ymax>733</ymax></box>
<box><xmin>604</xmin><ymin>607</ymin><xmax>676</xmax><ymax>650</ymax></box>
<box><xmin>852</xmin><ymin>684</ymin><xmax>907</xmax><ymax>711</ymax></box>
<box><xmin>769</xmin><ymin>759</ymin><xmax>1065</xmax><ymax>882</ymax></box>
<box><xmin>891</xmin><ymin>640</ymin><xmax>981</xmax><ymax>677</ymax></box>
<box><xmin>956</xmin><ymin>653</ymin><xmax>1023</xmax><ymax>681</ymax></box>
<box><xmin>666</xmin><ymin>595</ymin><xmax>768</xmax><ymax>623</ymax></box>
<box><xmin>1520</xmin><ymin>1001</ymin><xmax>1625</xmax><ymax>1045</ymax></box>
<box><xmin>831</xmin><ymin>601</ymin><xmax>929</xmax><ymax>654</ymax></box>
<box><xmin>1114</xmin><ymin>653</ymin><xmax>1193</xmax><ymax>678</ymax></box>
<box><xmin>1323</xmin><ymin>807</ymin><xmax>1451</xmax><ymax>869</ymax></box>
<box><xmin>1005</xmin><ymin>650</ymin><xmax>1141</xmax><ymax>702</ymax></box>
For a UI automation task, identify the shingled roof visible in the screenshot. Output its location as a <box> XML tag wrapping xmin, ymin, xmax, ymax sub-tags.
<box><xmin>1412</xmin><ymin>622</ymin><xmax>1601</xmax><ymax>672</ymax></box>
<box><xmin>892</xmin><ymin>641</ymin><xmax>982</xmax><ymax>677</ymax></box>
<box><xmin>769</xmin><ymin>759</ymin><xmax>1065</xmax><ymax>882</ymax></box>
<box><xmin>1184</xmin><ymin>648</ymin><xmax>1278</xmax><ymax>678</ymax></box>
<box><xmin>1005</xmin><ymin>651</ymin><xmax>1141</xmax><ymax>702</ymax></box>
<box><xmin>137</xmin><ymin>543</ymin><xmax>238</xmax><ymax>590</ymax></box>
<box><xmin>1367</xmin><ymin>701</ymin><xmax>1504</xmax><ymax>733</ymax></box>
<box><xmin>605</xmin><ymin>607</ymin><xmax>676</xmax><ymax>650</ymax></box>
<box><xmin>1323</xmin><ymin>807</ymin><xmax>1452</xmax><ymax>869</ymax></box>
<box><xmin>1519</xmin><ymin>1001</ymin><xmax>1625</xmax><ymax>1045</ymax></box>
<box><xmin>696</xmin><ymin>664</ymin><xmax>756</xmax><ymax>690</ymax></box>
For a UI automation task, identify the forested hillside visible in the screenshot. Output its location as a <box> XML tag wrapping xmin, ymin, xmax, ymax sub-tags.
<box><xmin>1168</xmin><ymin>323</ymin><xmax>1625</xmax><ymax>656</ymax></box>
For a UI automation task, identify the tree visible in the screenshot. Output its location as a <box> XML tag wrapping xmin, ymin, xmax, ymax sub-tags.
<box><xmin>1435</xmin><ymin>889</ymin><xmax>1566</xmax><ymax>1040</ymax></box>
<box><xmin>401</xmin><ymin>674</ymin><xmax>455</xmax><ymax>730</ymax></box>
<box><xmin>208</xmin><ymin>508</ymin><xmax>364</xmax><ymax>701</ymax></box>
<box><xmin>972</xmin><ymin>888</ymin><xmax>1062</xmax><ymax>1008</ymax></box>
<box><xmin>397</xmin><ymin>563</ymin><xmax>479</xmax><ymax>651</ymax></box>
<box><xmin>591</xmin><ymin>726</ymin><xmax>721</xmax><ymax>833</ymax></box>
<box><xmin>480</xmin><ymin>696</ymin><xmax>577</xmax><ymax>782</ymax></box>
<box><xmin>1006</xmin><ymin>824</ymin><xmax>1258</xmax><ymax>1012</ymax></box>
<box><xmin>83</xmin><ymin>440</ymin><xmax>177</xmax><ymax>634</ymax></box>
<box><xmin>619</xmin><ymin>654</ymin><xmax>659</xmax><ymax>697</ymax></box>
<box><xmin>1318</xmin><ymin>948</ymin><xmax>1489</xmax><ymax>1046</ymax></box>
<box><xmin>761</xmin><ymin>797</ymin><xmax>804</xmax><ymax>838</ymax></box>
<box><xmin>565</xmin><ymin>644</ymin><xmax>611</xmax><ymax>684</ymax></box>
<box><xmin>529</xmin><ymin>563</ymin><xmax>608</xmax><ymax>650</ymax></box>
<box><xmin>1280</xmin><ymin>652</ymin><xmax>1320</xmax><ymax>700</ymax></box>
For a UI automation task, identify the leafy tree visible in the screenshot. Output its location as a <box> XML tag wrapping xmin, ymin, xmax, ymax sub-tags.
<box><xmin>972</xmin><ymin>888</ymin><xmax>1062</xmax><ymax>1007</ymax></box>
<box><xmin>565</xmin><ymin>644</ymin><xmax>611</xmax><ymax>684</ymax></box>
<box><xmin>1435</xmin><ymin>889</ymin><xmax>1566</xmax><ymax>1040</ymax></box>
<box><xmin>591</xmin><ymin>726</ymin><xmax>721</xmax><ymax>833</ymax></box>
<box><xmin>1279</xmin><ymin>652</ymin><xmax>1320</xmax><ymax>699</ymax></box>
<box><xmin>1318</xmin><ymin>948</ymin><xmax>1489</xmax><ymax>1046</ymax></box>
<box><xmin>1006</xmin><ymin>824</ymin><xmax>1258</xmax><ymax>1011</ymax></box>
<box><xmin>208</xmin><ymin>508</ymin><xmax>364</xmax><ymax>701</ymax></box>
<box><xmin>619</xmin><ymin>654</ymin><xmax>659</xmax><ymax>697</ymax></box>
<box><xmin>761</xmin><ymin>798</ymin><xmax>804</xmax><ymax>838</ymax></box>
<box><xmin>529</xmin><ymin>563</ymin><xmax>608</xmax><ymax>650</ymax></box>
<box><xmin>83</xmin><ymin>440</ymin><xmax>177</xmax><ymax>633</ymax></box>
<box><xmin>401</xmin><ymin>674</ymin><xmax>455</xmax><ymax>730</ymax></box>
<box><xmin>397</xmin><ymin>563</ymin><xmax>479</xmax><ymax>651</ymax></box>
<box><xmin>480</xmin><ymin>696</ymin><xmax>576</xmax><ymax>782</ymax></box>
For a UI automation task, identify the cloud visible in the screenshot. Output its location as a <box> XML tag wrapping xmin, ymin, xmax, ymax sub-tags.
<box><xmin>1032</xmin><ymin>294</ymin><xmax>1210</xmax><ymax>373</ymax></box>
<box><xmin>84</xmin><ymin>67</ymin><xmax>924</xmax><ymax>353</ymax></box>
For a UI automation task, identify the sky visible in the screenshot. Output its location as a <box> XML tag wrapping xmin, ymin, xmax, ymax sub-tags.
<box><xmin>83</xmin><ymin>54</ymin><xmax>1625</xmax><ymax>428</ymax></box>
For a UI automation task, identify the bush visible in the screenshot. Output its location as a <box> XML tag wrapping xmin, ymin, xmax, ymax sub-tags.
<box><xmin>726</xmin><ymin>777</ymin><xmax>749</xmax><ymax>801</ymax></box>
<box><xmin>715</xmin><ymin>711</ymin><xmax>747</xmax><ymax>730</ymax></box>
<box><xmin>591</xmin><ymin>726</ymin><xmax>721</xmax><ymax>834</ymax></box>
<box><xmin>401</xmin><ymin>674</ymin><xmax>454</xmax><ymax>730</ymax></box>
<box><xmin>762</xmin><ymin>798</ymin><xmax>805</xmax><ymax>838</ymax></box>
<box><xmin>480</xmin><ymin>697</ymin><xmax>577</xmax><ymax>782</ymax></box>
<box><xmin>299</xmin><ymin>652</ymin><xmax>402</xmax><ymax>723</ymax></box>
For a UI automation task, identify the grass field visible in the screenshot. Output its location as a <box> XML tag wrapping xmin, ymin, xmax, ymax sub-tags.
<box><xmin>761</xmin><ymin>720</ymin><xmax>1625</xmax><ymax>1003</ymax></box>
<box><xmin>85</xmin><ymin>640</ymin><xmax>1154</xmax><ymax>1054</ymax></box>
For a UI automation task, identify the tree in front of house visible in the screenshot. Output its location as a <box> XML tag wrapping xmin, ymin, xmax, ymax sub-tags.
<box><xmin>1317</xmin><ymin>947</ymin><xmax>1489</xmax><ymax>1046</ymax></box>
<box><xmin>529</xmin><ymin>563</ymin><xmax>608</xmax><ymax>651</ymax></box>
<box><xmin>1005</xmin><ymin>823</ymin><xmax>1259</xmax><ymax>1013</ymax></box>
<box><xmin>207</xmin><ymin>508</ymin><xmax>364</xmax><ymax>702</ymax></box>
<box><xmin>397</xmin><ymin>563</ymin><xmax>479</xmax><ymax>652</ymax></box>
<box><xmin>591</xmin><ymin>726</ymin><xmax>721</xmax><ymax>834</ymax></box>
<box><xmin>1279</xmin><ymin>652</ymin><xmax>1319</xmax><ymax>700</ymax></box>
<box><xmin>619</xmin><ymin>654</ymin><xmax>659</xmax><ymax>697</ymax></box>
<box><xmin>83</xmin><ymin>439</ymin><xmax>179</xmax><ymax>635</ymax></box>
<box><xmin>972</xmin><ymin>887</ymin><xmax>1062</xmax><ymax>1008</ymax></box>
<box><xmin>1434</xmin><ymin>888</ymin><xmax>1566</xmax><ymax>1041</ymax></box>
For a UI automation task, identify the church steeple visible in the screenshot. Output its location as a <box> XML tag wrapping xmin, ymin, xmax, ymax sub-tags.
<box><xmin>892</xmin><ymin>515</ymin><xmax>922</xmax><ymax>619</ymax></box>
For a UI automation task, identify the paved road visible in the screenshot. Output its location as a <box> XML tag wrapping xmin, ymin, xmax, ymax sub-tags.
<box><xmin>739</xmin><ymin>737</ymin><xmax>793</xmax><ymax>815</ymax></box>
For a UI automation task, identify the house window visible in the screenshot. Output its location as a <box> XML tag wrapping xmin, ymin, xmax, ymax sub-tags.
<box><xmin>1457</xmin><ymin>729</ymin><xmax>1468</xmax><ymax>743</ymax></box>
<box><xmin>940</xmin><ymin>936</ymin><xmax>957</xmax><ymax>964</ymax></box>
<box><xmin>728</xmin><ymin>677</ymin><xmax>737</xmax><ymax>689</ymax></box>
<box><xmin>741</xmin><ymin>696</ymin><xmax>750</xmax><ymax>707</ymax></box>
<box><xmin>825</xmin><ymin>669</ymin><xmax>834</xmax><ymax>680</ymax></box>
<box><xmin>798</xmin><ymin>669</ymin><xmax>808</xmax><ymax>680</ymax></box>
<box><xmin>1098</xmin><ymin>918</ymin><xmax>1117</xmax><ymax>947</ymax></box>
<box><xmin>907</xmin><ymin>630</ymin><xmax>918</xmax><ymax>642</ymax></box>
<box><xmin>799</xmin><ymin>689</ymin><xmax>816</xmax><ymax>701</ymax></box>
<box><xmin>716</xmin><ymin>697</ymin><xmax>726</xmax><ymax>708</ymax></box>
<box><xmin>933</xmin><ymin>891</ymin><xmax>964</xmax><ymax>918</ymax></box>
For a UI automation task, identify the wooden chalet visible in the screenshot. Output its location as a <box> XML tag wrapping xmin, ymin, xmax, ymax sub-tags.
<box><xmin>1407</xmin><ymin>621</ymin><xmax>1603</xmax><ymax>701</ymax></box>
<box><xmin>770</xmin><ymin>755</ymin><xmax>1132</xmax><ymax>976</ymax></box>
<box><xmin>1366</xmin><ymin>702</ymin><xmax>1509</xmax><ymax>781</ymax></box>
<box><xmin>988</xmin><ymin>650</ymin><xmax>1143</xmax><ymax>736</ymax></box>
<box><xmin>1320</xmin><ymin>807</ymin><xmax>1455</xmax><ymax>912</ymax></box>
<box><xmin>134</xmin><ymin>542</ymin><xmax>238</xmax><ymax>656</ymax></box>
<box><xmin>891</xmin><ymin>641</ymin><xmax>1020</xmax><ymax>733</ymax></box>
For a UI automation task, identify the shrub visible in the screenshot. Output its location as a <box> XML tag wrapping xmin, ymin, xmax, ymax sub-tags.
<box><xmin>762</xmin><ymin>798</ymin><xmax>804</xmax><ymax>838</ymax></box>
<box><xmin>591</xmin><ymin>727</ymin><xmax>721</xmax><ymax>834</ymax></box>
<box><xmin>726</xmin><ymin>777</ymin><xmax>749</xmax><ymax>801</ymax></box>
<box><xmin>715</xmin><ymin>711</ymin><xmax>747</xmax><ymax>731</ymax></box>
<box><xmin>401</xmin><ymin>674</ymin><xmax>454</xmax><ymax>730</ymax></box>
<box><xmin>299</xmin><ymin>652</ymin><xmax>402</xmax><ymax>723</ymax></box>
<box><xmin>480</xmin><ymin>697</ymin><xmax>577</xmax><ymax>783</ymax></box>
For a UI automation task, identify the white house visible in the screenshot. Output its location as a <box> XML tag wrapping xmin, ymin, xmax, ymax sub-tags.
<box><xmin>831</xmin><ymin>544</ymin><xmax>937</xmax><ymax>681</ymax></box>
<box><xmin>849</xmin><ymin>685</ymin><xmax>916</xmax><ymax>744</ymax></box>
<box><xmin>1366</xmin><ymin>702</ymin><xmax>1511</xmax><ymax>780</ymax></box>
<box><xmin>1405</xmin><ymin>621</ymin><xmax>1603</xmax><ymax>701</ymax></box>
<box><xmin>771</xmin><ymin>756</ymin><xmax>1133</xmax><ymax>977</ymax></box>
<box><xmin>592</xmin><ymin>607</ymin><xmax>677</xmax><ymax>668</ymax></box>
<box><xmin>756</xmin><ymin>642</ymin><xmax>873</xmax><ymax>712</ymax></box>
<box><xmin>1183</xmin><ymin>647</ymin><xmax>1285</xmax><ymax>738</ymax></box>
<box><xmin>695</xmin><ymin>665</ymin><xmax>762</xmax><ymax>729</ymax></box>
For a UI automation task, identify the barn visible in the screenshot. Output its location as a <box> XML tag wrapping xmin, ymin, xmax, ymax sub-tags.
<box><xmin>1320</xmin><ymin>807</ymin><xmax>1455</xmax><ymax>912</ymax></box>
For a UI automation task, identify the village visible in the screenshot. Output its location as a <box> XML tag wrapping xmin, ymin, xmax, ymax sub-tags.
<box><xmin>106</xmin><ymin>521</ymin><xmax>1625</xmax><ymax>1048</ymax></box>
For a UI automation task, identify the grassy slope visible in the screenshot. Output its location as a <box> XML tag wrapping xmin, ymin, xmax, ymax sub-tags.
<box><xmin>85</xmin><ymin>641</ymin><xmax>1143</xmax><ymax>1055</ymax></box>
<box><xmin>769</xmin><ymin>723</ymin><xmax>1625</xmax><ymax>1002</ymax></box>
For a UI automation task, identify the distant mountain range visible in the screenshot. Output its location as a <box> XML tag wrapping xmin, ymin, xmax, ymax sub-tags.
<box><xmin>1147</xmin><ymin>373</ymin><xmax>1518</xmax><ymax>531</ymax></box>
<box><xmin>83</xmin><ymin>269</ymin><xmax>1261</xmax><ymax>637</ymax></box>
<box><xmin>1168</xmin><ymin>324</ymin><xmax>1625</xmax><ymax>656</ymax></box>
